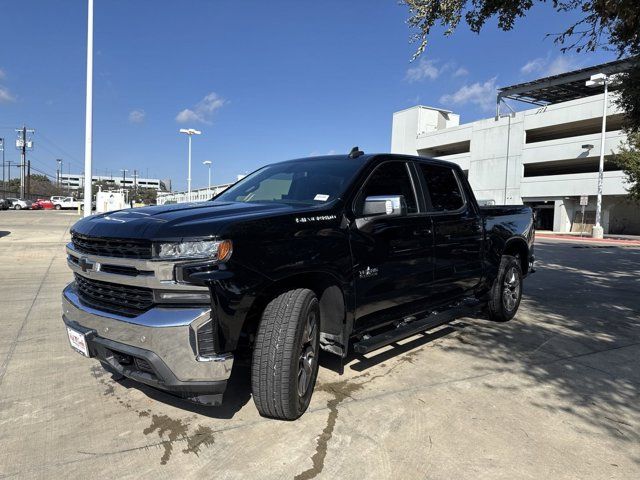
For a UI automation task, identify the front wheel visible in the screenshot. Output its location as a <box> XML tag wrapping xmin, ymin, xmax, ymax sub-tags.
<box><xmin>14</xmin><ymin>204</ymin><xmax>22</xmax><ymax>210</ymax></box>
<box><xmin>487</xmin><ymin>255</ymin><xmax>523</xmax><ymax>322</ymax></box>
<box><xmin>251</xmin><ymin>288</ymin><xmax>320</xmax><ymax>420</ymax></box>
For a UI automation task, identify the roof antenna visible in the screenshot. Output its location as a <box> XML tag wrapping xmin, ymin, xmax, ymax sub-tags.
<box><xmin>349</xmin><ymin>146</ymin><xmax>364</xmax><ymax>158</ymax></box>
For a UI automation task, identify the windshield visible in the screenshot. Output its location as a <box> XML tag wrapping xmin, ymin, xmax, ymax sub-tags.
<box><xmin>215</xmin><ymin>158</ymin><xmax>363</xmax><ymax>206</ymax></box>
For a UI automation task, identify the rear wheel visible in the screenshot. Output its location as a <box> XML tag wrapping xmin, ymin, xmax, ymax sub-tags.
<box><xmin>55</xmin><ymin>204</ymin><xmax>61</xmax><ymax>210</ymax></box>
<box><xmin>487</xmin><ymin>255</ymin><xmax>522</xmax><ymax>322</ymax></box>
<box><xmin>14</xmin><ymin>204</ymin><xmax>22</xmax><ymax>210</ymax></box>
<box><xmin>251</xmin><ymin>288</ymin><xmax>320</xmax><ymax>420</ymax></box>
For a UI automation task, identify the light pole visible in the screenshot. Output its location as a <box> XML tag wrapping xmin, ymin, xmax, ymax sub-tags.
<box><xmin>203</xmin><ymin>160</ymin><xmax>212</xmax><ymax>195</ymax></box>
<box><xmin>56</xmin><ymin>159</ymin><xmax>62</xmax><ymax>188</ymax></box>
<box><xmin>1</xmin><ymin>138</ymin><xmax>4</xmax><ymax>189</ymax></box>
<box><xmin>83</xmin><ymin>0</ymin><xmax>94</xmax><ymax>217</ymax></box>
<box><xmin>179</xmin><ymin>128</ymin><xmax>202</xmax><ymax>202</ymax></box>
<box><xmin>585</xmin><ymin>73</ymin><xmax>609</xmax><ymax>239</ymax></box>
<box><xmin>120</xmin><ymin>169</ymin><xmax>128</xmax><ymax>190</ymax></box>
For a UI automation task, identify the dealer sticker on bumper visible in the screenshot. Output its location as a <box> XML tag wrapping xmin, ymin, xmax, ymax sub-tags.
<box><xmin>67</xmin><ymin>327</ymin><xmax>90</xmax><ymax>357</ymax></box>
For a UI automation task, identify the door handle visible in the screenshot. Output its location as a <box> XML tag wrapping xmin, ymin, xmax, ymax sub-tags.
<box><xmin>413</xmin><ymin>228</ymin><xmax>432</xmax><ymax>236</ymax></box>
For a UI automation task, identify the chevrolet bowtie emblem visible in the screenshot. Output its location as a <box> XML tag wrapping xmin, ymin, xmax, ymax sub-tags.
<box><xmin>78</xmin><ymin>256</ymin><xmax>99</xmax><ymax>273</ymax></box>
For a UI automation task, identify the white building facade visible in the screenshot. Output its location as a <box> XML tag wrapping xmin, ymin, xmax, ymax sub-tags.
<box><xmin>60</xmin><ymin>174</ymin><xmax>168</xmax><ymax>192</ymax></box>
<box><xmin>392</xmin><ymin>84</ymin><xmax>639</xmax><ymax>235</ymax></box>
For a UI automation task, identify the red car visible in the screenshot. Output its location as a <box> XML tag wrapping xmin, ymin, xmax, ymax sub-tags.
<box><xmin>32</xmin><ymin>199</ymin><xmax>55</xmax><ymax>210</ymax></box>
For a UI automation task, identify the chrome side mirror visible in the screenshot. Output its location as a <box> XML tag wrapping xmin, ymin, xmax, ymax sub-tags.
<box><xmin>362</xmin><ymin>195</ymin><xmax>406</xmax><ymax>217</ymax></box>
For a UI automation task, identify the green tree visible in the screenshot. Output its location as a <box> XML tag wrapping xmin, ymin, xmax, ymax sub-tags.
<box><xmin>611</xmin><ymin>132</ymin><xmax>640</xmax><ymax>199</ymax></box>
<box><xmin>403</xmin><ymin>1</ymin><xmax>640</xmax><ymax>127</ymax></box>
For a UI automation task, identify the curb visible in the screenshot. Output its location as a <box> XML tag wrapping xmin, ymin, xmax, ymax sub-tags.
<box><xmin>535</xmin><ymin>233</ymin><xmax>640</xmax><ymax>246</ymax></box>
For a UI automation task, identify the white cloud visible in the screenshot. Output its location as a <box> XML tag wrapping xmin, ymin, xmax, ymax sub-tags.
<box><xmin>520</xmin><ymin>58</ymin><xmax>545</xmax><ymax>75</ymax></box>
<box><xmin>520</xmin><ymin>55</ymin><xmax>582</xmax><ymax>77</ymax></box>
<box><xmin>545</xmin><ymin>56</ymin><xmax>581</xmax><ymax>76</ymax></box>
<box><xmin>176</xmin><ymin>92</ymin><xmax>226</xmax><ymax>124</ymax></box>
<box><xmin>405</xmin><ymin>59</ymin><xmax>441</xmax><ymax>82</ymax></box>
<box><xmin>453</xmin><ymin>67</ymin><xmax>469</xmax><ymax>77</ymax></box>
<box><xmin>440</xmin><ymin>77</ymin><xmax>497</xmax><ymax>112</ymax></box>
<box><xmin>406</xmin><ymin>60</ymin><xmax>469</xmax><ymax>83</ymax></box>
<box><xmin>0</xmin><ymin>86</ymin><xmax>15</xmax><ymax>103</ymax></box>
<box><xmin>128</xmin><ymin>109</ymin><xmax>146</xmax><ymax>123</ymax></box>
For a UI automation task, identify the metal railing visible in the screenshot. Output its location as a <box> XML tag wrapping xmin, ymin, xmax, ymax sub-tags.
<box><xmin>156</xmin><ymin>184</ymin><xmax>232</xmax><ymax>205</ymax></box>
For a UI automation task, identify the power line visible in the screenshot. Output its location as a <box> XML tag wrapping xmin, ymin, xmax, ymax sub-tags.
<box><xmin>37</xmin><ymin>132</ymin><xmax>85</xmax><ymax>170</ymax></box>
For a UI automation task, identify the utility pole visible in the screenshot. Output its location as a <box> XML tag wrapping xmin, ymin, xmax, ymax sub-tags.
<box><xmin>26</xmin><ymin>160</ymin><xmax>31</xmax><ymax>196</ymax></box>
<box><xmin>15</xmin><ymin>126</ymin><xmax>35</xmax><ymax>199</ymax></box>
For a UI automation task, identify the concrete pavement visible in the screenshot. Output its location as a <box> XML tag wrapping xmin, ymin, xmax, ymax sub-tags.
<box><xmin>0</xmin><ymin>210</ymin><xmax>638</xmax><ymax>479</ymax></box>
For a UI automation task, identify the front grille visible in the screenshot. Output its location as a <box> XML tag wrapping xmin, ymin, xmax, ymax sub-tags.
<box><xmin>72</xmin><ymin>233</ymin><xmax>152</xmax><ymax>259</ymax></box>
<box><xmin>75</xmin><ymin>273</ymin><xmax>154</xmax><ymax>317</ymax></box>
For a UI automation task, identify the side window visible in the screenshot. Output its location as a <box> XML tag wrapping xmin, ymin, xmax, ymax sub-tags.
<box><xmin>357</xmin><ymin>162</ymin><xmax>418</xmax><ymax>215</ymax></box>
<box><xmin>419</xmin><ymin>164</ymin><xmax>465</xmax><ymax>211</ymax></box>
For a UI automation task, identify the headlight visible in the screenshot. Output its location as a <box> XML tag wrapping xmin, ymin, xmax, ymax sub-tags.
<box><xmin>154</xmin><ymin>239</ymin><xmax>232</xmax><ymax>261</ymax></box>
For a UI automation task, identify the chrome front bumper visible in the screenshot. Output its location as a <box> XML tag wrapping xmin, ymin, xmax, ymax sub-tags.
<box><xmin>62</xmin><ymin>283</ymin><xmax>233</xmax><ymax>383</ymax></box>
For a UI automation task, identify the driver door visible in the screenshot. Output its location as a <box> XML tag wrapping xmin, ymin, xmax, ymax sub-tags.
<box><xmin>349</xmin><ymin>161</ymin><xmax>435</xmax><ymax>329</ymax></box>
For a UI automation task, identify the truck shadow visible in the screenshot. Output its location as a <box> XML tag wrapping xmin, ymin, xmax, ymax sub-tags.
<box><xmin>0</xmin><ymin>231</ymin><xmax>10</xmax><ymax>238</ymax></box>
<box><xmin>111</xmin><ymin>362</ymin><xmax>252</xmax><ymax>419</ymax></box>
<box><xmin>438</xmin><ymin>242</ymin><xmax>640</xmax><ymax>461</ymax></box>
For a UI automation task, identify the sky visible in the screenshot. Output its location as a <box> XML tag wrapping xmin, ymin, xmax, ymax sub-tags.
<box><xmin>0</xmin><ymin>0</ymin><xmax>617</xmax><ymax>191</ymax></box>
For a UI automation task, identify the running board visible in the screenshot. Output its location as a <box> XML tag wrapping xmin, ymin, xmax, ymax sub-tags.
<box><xmin>353</xmin><ymin>301</ymin><xmax>483</xmax><ymax>354</ymax></box>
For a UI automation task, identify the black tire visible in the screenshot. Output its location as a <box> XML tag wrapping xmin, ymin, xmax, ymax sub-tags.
<box><xmin>14</xmin><ymin>204</ymin><xmax>22</xmax><ymax>210</ymax></box>
<box><xmin>487</xmin><ymin>255</ymin><xmax>523</xmax><ymax>322</ymax></box>
<box><xmin>251</xmin><ymin>288</ymin><xmax>320</xmax><ymax>420</ymax></box>
<box><xmin>55</xmin><ymin>204</ymin><xmax>61</xmax><ymax>210</ymax></box>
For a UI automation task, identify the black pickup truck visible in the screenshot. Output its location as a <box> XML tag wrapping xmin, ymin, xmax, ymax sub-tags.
<box><xmin>62</xmin><ymin>151</ymin><xmax>534</xmax><ymax>420</ymax></box>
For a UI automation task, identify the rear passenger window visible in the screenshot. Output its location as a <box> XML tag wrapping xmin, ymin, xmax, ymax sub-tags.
<box><xmin>357</xmin><ymin>162</ymin><xmax>418</xmax><ymax>215</ymax></box>
<box><xmin>419</xmin><ymin>164</ymin><xmax>464</xmax><ymax>211</ymax></box>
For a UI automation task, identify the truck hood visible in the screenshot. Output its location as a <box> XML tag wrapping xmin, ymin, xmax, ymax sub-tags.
<box><xmin>71</xmin><ymin>201</ymin><xmax>305</xmax><ymax>240</ymax></box>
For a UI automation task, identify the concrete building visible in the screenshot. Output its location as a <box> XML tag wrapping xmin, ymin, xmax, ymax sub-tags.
<box><xmin>60</xmin><ymin>173</ymin><xmax>168</xmax><ymax>192</ymax></box>
<box><xmin>391</xmin><ymin>59</ymin><xmax>640</xmax><ymax>235</ymax></box>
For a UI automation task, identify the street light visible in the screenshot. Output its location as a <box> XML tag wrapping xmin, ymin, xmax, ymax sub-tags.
<box><xmin>203</xmin><ymin>160</ymin><xmax>212</xmax><ymax>195</ymax></box>
<box><xmin>56</xmin><ymin>159</ymin><xmax>62</xmax><ymax>188</ymax></box>
<box><xmin>585</xmin><ymin>72</ymin><xmax>609</xmax><ymax>239</ymax></box>
<box><xmin>179</xmin><ymin>128</ymin><xmax>202</xmax><ymax>202</ymax></box>
<box><xmin>83</xmin><ymin>0</ymin><xmax>94</xmax><ymax>218</ymax></box>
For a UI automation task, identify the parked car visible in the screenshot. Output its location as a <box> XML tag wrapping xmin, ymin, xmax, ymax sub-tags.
<box><xmin>6</xmin><ymin>198</ymin><xmax>32</xmax><ymax>210</ymax></box>
<box><xmin>33</xmin><ymin>198</ymin><xmax>55</xmax><ymax>210</ymax></box>
<box><xmin>62</xmin><ymin>151</ymin><xmax>535</xmax><ymax>420</ymax></box>
<box><xmin>53</xmin><ymin>197</ymin><xmax>81</xmax><ymax>210</ymax></box>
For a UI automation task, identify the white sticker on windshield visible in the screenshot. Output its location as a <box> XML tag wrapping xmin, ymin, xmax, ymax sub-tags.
<box><xmin>314</xmin><ymin>194</ymin><xmax>330</xmax><ymax>202</ymax></box>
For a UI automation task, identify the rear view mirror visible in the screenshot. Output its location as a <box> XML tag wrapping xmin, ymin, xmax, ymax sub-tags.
<box><xmin>362</xmin><ymin>195</ymin><xmax>406</xmax><ymax>217</ymax></box>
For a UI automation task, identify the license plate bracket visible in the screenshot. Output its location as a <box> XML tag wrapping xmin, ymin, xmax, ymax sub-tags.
<box><xmin>67</xmin><ymin>326</ymin><xmax>91</xmax><ymax>357</ymax></box>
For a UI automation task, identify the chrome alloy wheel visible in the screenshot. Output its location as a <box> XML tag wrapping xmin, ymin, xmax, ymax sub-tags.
<box><xmin>502</xmin><ymin>266</ymin><xmax>521</xmax><ymax>312</ymax></box>
<box><xmin>297</xmin><ymin>310</ymin><xmax>318</xmax><ymax>398</ymax></box>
